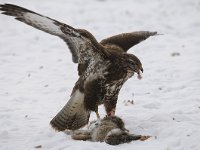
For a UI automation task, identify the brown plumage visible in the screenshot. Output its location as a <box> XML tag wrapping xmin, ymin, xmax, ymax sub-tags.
<box><xmin>0</xmin><ymin>4</ymin><xmax>158</xmax><ymax>131</ymax></box>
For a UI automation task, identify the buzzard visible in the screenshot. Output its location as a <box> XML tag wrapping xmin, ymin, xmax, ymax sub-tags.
<box><xmin>0</xmin><ymin>4</ymin><xmax>157</xmax><ymax>131</ymax></box>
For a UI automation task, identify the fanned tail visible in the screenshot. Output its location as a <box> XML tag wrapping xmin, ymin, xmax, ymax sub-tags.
<box><xmin>50</xmin><ymin>90</ymin><xmax>90</xmax><ymax>131</ymax></box>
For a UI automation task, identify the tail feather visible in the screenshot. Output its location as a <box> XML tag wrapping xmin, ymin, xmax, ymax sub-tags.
<box><xmin>50</xmin><ymin>90</ymin><xmax>90</xmax><ymax>131</ymax></box>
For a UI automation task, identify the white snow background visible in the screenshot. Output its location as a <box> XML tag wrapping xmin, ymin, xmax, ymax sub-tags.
<box><xmin>0</xmin><ymin>0</ymin><xmax>200</xmax><ymax>149</ymax></box>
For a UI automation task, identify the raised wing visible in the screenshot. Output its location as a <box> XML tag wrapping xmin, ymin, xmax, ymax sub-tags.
<box><xmin>100</xmin><ymin>31</ymin><xmax>158</xmax><ymax>52</ymax></box>
<box><xmin>0</xmin><ymin>3</ymin><xmax>93</xmax><ymax>63</ymax></box>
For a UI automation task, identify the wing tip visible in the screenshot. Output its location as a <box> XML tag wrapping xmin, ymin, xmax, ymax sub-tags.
<box><xmin>0</xmin><ymin>3</ymin><xmax>35</xmax><ymax>16</ymax></box>
<box><xmin>150</xmin><ymin>31</ymin><xmax>158</xmax><ymax>35</ymax></box>
<box><xmin>149</xmin><ymin>31</ymin><xmax>164</xmax><ymax>36</ymax></box>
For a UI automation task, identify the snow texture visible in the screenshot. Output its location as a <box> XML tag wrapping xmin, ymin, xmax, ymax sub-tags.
<box><xmin>0</xmin><ymin>0</ymin><xmax>200</xmax><ymax>149</ymax></box>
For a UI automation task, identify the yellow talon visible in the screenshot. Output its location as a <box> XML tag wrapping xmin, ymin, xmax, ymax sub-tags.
<box><xmin>95</xmin><ymin>111</ymin><xmax>100</xmax><ymax>119</ymax></box>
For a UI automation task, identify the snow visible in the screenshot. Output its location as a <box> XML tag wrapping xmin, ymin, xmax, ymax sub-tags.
<box><xmin>0</xmin><ymin>0</ymin><xmax>200</xmax><ymax>149</ymax></box>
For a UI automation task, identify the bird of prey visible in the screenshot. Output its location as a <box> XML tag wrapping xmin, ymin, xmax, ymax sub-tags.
<box><xmin>0</xmin><ymin>4</ymin><xmax>158</xmax><ymax>131</ymax></box>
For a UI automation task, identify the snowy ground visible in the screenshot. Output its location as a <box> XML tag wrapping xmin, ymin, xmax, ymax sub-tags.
<box><xmin>0</xmin><ymin>0</ymin><xmax>200</xmax><ymax>149</ymax></box>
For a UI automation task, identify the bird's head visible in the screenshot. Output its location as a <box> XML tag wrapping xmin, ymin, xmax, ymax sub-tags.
<box><xmin>124</xmin><ymin>53</ymin><xmax>143</xmax><ymax>80</ymax></box>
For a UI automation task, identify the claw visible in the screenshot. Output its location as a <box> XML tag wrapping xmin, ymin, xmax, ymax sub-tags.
<box><xmin>95</xmin><ymin>111</ymin><xmax>100</xmax><ymax>119</ymax></box>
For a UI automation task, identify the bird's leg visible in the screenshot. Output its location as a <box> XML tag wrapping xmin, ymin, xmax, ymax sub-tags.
<box><xmin>95</xmin><ymin>101</ymin><xmax>101</xmax><ymax>119</ymax></box>
<box><xmin>88</xmin><ymin>109</ymin><xmax>101</xmax><ymax>131</ymax></box>
<box><xmin>104</xmin><ymin>95</ymin><xmax>117</xmax><ymax>117</ymax></box>
<box><xmin>95</xmin><ymin>111</ymin><xmax>100</xmax><ymax>119</ymax></box>
<box><xmin>107</xmin><ymin>108</ymin><xmax>116</xmax><ymax>116</ymax></box>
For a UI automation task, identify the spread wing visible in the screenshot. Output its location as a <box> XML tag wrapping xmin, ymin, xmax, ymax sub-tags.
<box><xmin>0</xmin><ymin>3</ymin><xmax>101</xmax><ymax>64</ymax></box>
<box><xmin>100</xmin><ymin>31</ymin><xmax>158</xmax><ymax>52</ymax></box>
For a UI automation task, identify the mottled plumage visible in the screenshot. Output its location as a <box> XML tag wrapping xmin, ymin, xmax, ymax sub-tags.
<box><xmin>0</xmin><ymin>4</ymin><xmax>158</xmax><ymax>131</ymax></box>
<box><xmin>71</xmin><ymin>116</ymin><xmax>150</xmax><ymax>145</ymax></box>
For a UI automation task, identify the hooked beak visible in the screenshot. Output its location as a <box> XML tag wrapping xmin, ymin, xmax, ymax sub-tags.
<box><xmin>137</xmin><ymin>68</ymin><xmax>143</xmax><ymax>80</ymax></box>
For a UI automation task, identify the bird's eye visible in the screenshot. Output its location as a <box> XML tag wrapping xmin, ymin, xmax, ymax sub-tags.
<box><xmin>128</xmin><ymin>59</ymin><xmax>135</xmax><ymax>65</ymax></box>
